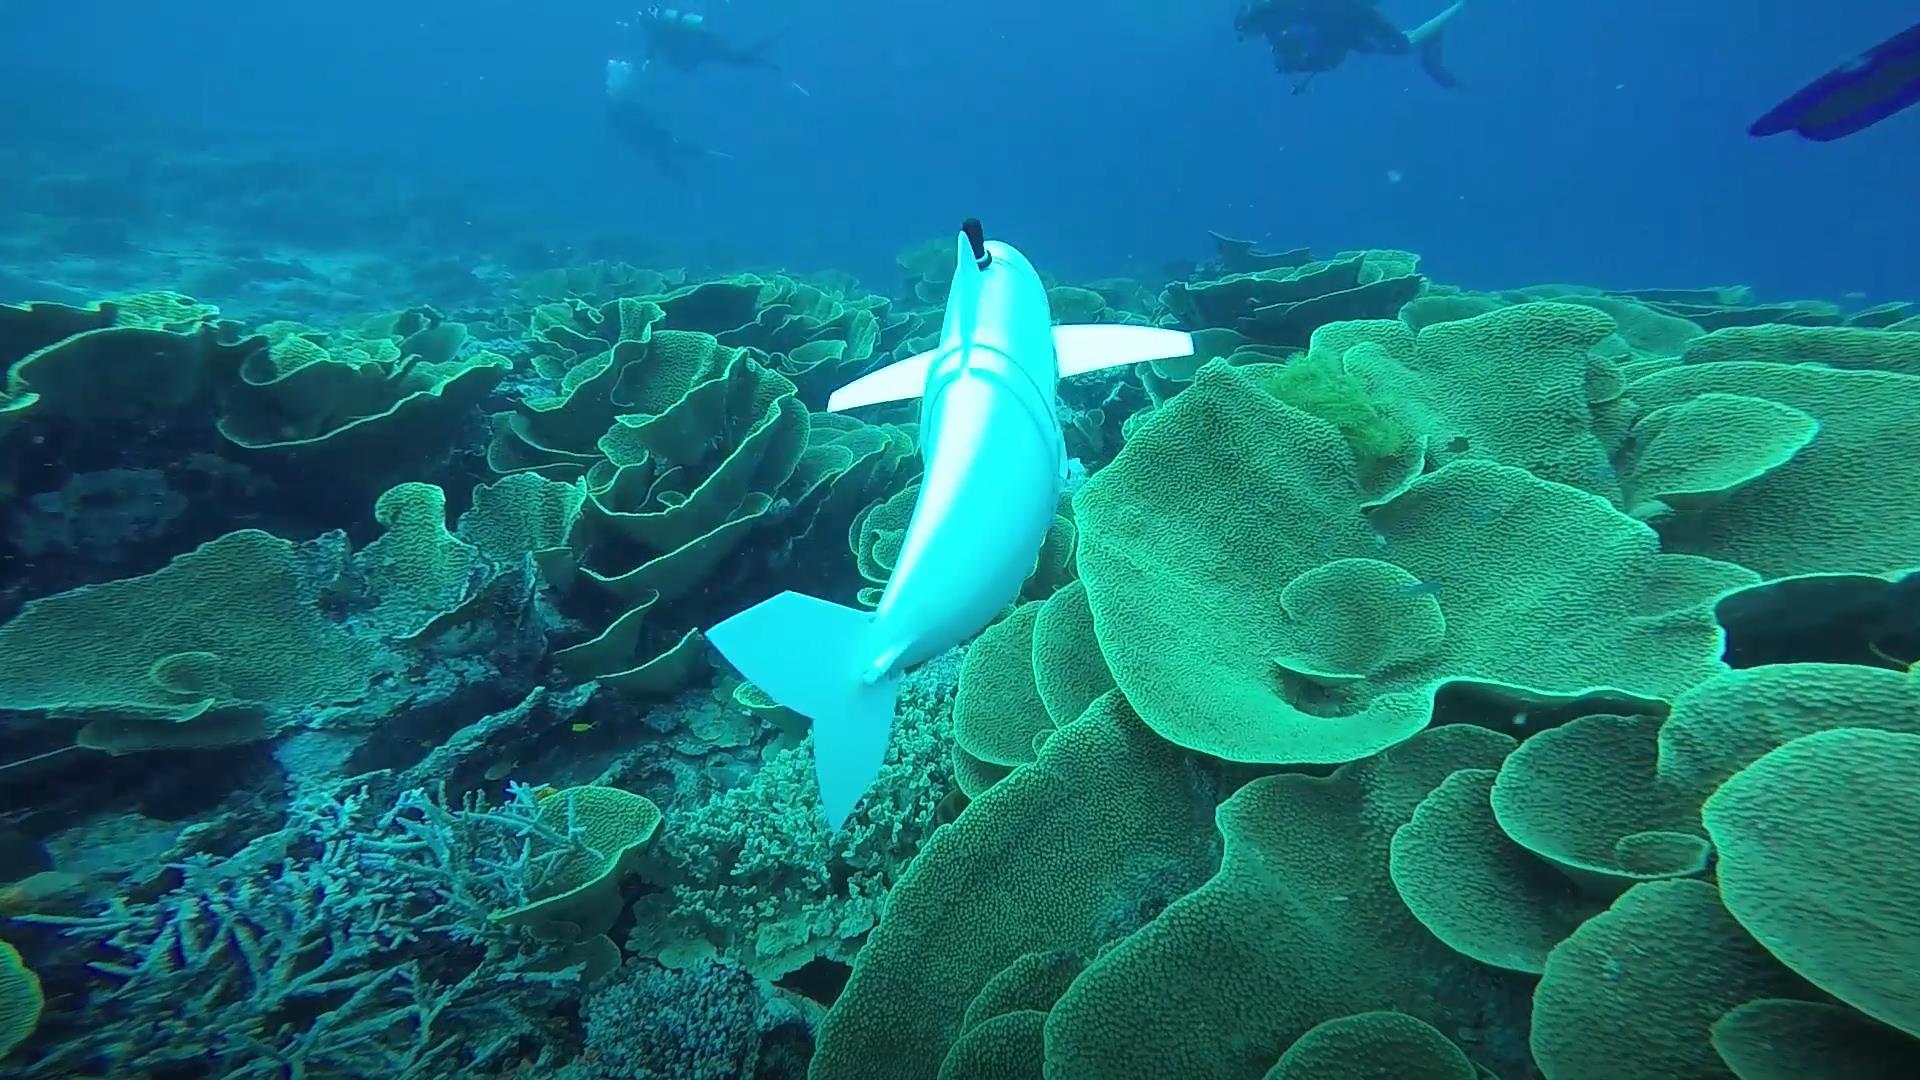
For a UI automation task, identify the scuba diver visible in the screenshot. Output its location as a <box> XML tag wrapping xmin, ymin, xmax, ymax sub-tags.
<box><xmin>621</xmin><ymin>6</ymin><xmax>811</xmax><ymax>96</ymax></box>
<box><xmin>603</xmin><ymin>58</ymin><xmax>733</xmax><ymax>174</ymax></box>
<box><xmin>1234</xmin><ymin>0</ymin><xmax>1466</xmax><ymax>95</ymax></box>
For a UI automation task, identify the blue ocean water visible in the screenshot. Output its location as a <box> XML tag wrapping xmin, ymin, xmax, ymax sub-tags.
<box><xmin>3</xmin><ymin>3</ymin><xmax>1920</xmax><ymax>1079</ymax></box>
<box><xmin>4</xmin><ymin>0</ymin><xmax>1916</xmax><ymax>302</ymax></box>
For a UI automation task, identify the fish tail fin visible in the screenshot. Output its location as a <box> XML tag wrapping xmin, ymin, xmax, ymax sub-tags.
<box><xmin>1409</xmin><ymin>1</ymin><xmax>1465</xmax><ymax>88</ymax></box>
<box><xmin>707</xmin><ymin>591</ymin><xmax>898</xmax><ymax>830</ymax></box>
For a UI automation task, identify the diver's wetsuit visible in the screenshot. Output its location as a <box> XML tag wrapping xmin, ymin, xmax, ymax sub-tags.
<box><xmin>630</xmin><ymin>6</ymin><xmax>779</xmax><ymax>74</ymax></box>
<box><xmin>1233</xmin><ymin>0</ymin><xmax>1423</xmax><ymax>93</ymax></box>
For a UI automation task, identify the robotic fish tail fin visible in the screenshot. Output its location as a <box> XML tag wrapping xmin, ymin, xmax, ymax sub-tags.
<box><xmin>707</xmin><ymin>591</ymin><xmax>899</xmax><ymax>830</ymax></box>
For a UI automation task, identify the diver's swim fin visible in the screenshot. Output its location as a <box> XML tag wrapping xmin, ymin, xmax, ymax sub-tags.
<box><xmin>1408</xmin><ymin>1</ymin><xmax>1466</xmax><ymax>89</ymax></box>
<box><xmin>707</xmin><ymin>590</ymin><xmax>899</xmax><ymax>829</ymax></box>
<box><xmin>825</xmin><ymin>324</ymin><xmax>1194</xmax><ymax>412</ymax></box>
<box><xmin>1750</xmin><ymin>19</ymin><xmax>1920</xmax><ymax>141</ymax></box>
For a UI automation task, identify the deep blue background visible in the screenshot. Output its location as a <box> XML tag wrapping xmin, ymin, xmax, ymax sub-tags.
<box><xmin>6</xmin><ymin>1</ymin><xmax>1917</xmax><ymax>299</ymax></box>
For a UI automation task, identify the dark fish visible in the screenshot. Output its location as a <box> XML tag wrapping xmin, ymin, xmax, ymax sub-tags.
<box><xmin>1750</xmin><ymin>20</ymin><xmax>1920</xmax><ymax>142</ymax></box>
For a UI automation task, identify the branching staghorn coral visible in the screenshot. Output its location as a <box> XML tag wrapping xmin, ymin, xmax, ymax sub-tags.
<box><xmin>559</xmin><ymin>957</ymin><xmax>820</xmax><ymax>1080</ymax></box>
<box><xmin>8</xmin><ymin>780</ymin><xmax>604</xmax><ymax>1077</ymax></box>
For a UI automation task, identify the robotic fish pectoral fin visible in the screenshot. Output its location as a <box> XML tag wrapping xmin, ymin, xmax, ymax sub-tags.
<box><xmin>1051</xmin><ymin>324</ymin><xmax>1196</xmax><ymax>378</ymax></box>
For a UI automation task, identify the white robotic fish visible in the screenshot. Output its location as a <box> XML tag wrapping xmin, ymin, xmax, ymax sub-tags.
<box><xmin>706</xmin><ymin>219</ymin><xmax>1195</xmax><ymax>829</ymax></box>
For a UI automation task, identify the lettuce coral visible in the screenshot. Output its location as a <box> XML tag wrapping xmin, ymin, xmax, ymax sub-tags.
<box><xmin>1703</xmin><ymin>728</ymin><xmax>1920</xmax><ymax>1040</ymax></box>
<box><xmin>809</xmin><ymin>693</ymin><xmax>1222</xmax><ymax>1080</ymax></box>
<box><xmin>1622</xmin><ymin>360</ymin><xmax>1920</xmax><ymax>578</ymax></box>
<box><xmin>0</xmin><ymin>942</ymin><xmax>40</xmax><ymax>1061</ymax></box>
<box><xmin>484</xmin><ymin>294</ymin><xmax>917</xmax><ymax>698</ymax></box>
<box><xmin>1073</xmin><ymin>359</ymin><xmax>1753</xmax><ymax>767</ymax></box>
<box><xmin>9</xmin><ymin>237</ymin><xmax>1920</xmax><ymax>1080</ymax></box>
<box><xmin>0</xmin><ymin>529</ymin><xmax>381</xmax><ymax>750</ymax></box>
<box><xmin>1044</xmin><ymin>725</ymin><xmax>1519</xmax><ymax>1080</ymax></box>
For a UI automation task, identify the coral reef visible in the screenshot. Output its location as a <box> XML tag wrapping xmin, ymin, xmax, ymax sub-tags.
<box><xmin>559</xmin><ymin>958</ymin><xmax>820</xmax><ymax>1080</ymax></box>
<box><xmin>803</xmin><ymin>256</ymin><xmax>1920</xmax><ymax>1080</ymax></box>
<box><xmin>625</xmin><ymin>650</ymin><xmax>962</xmax><ymax>981</ymax></box>
<box><xmin>2</xmin><ymin>226</ymin><xmax>1917</xmax><ymax>1078</ymax></box>
<box><xmin>7</xmin><ymin>782</ymin><xmax>615</xmax><ymax>1077</ymax></box>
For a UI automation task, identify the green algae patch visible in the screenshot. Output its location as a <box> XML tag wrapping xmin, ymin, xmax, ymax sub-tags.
<box><xmin>1327</xmin><ymin>302</ymin><xmax>1628</xmax><ymax>502</ymax></box>
<box><xmin>1241</xmin><ymin>350</ymin><xmax>1414</xmax><ymax>469</ymax></box>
